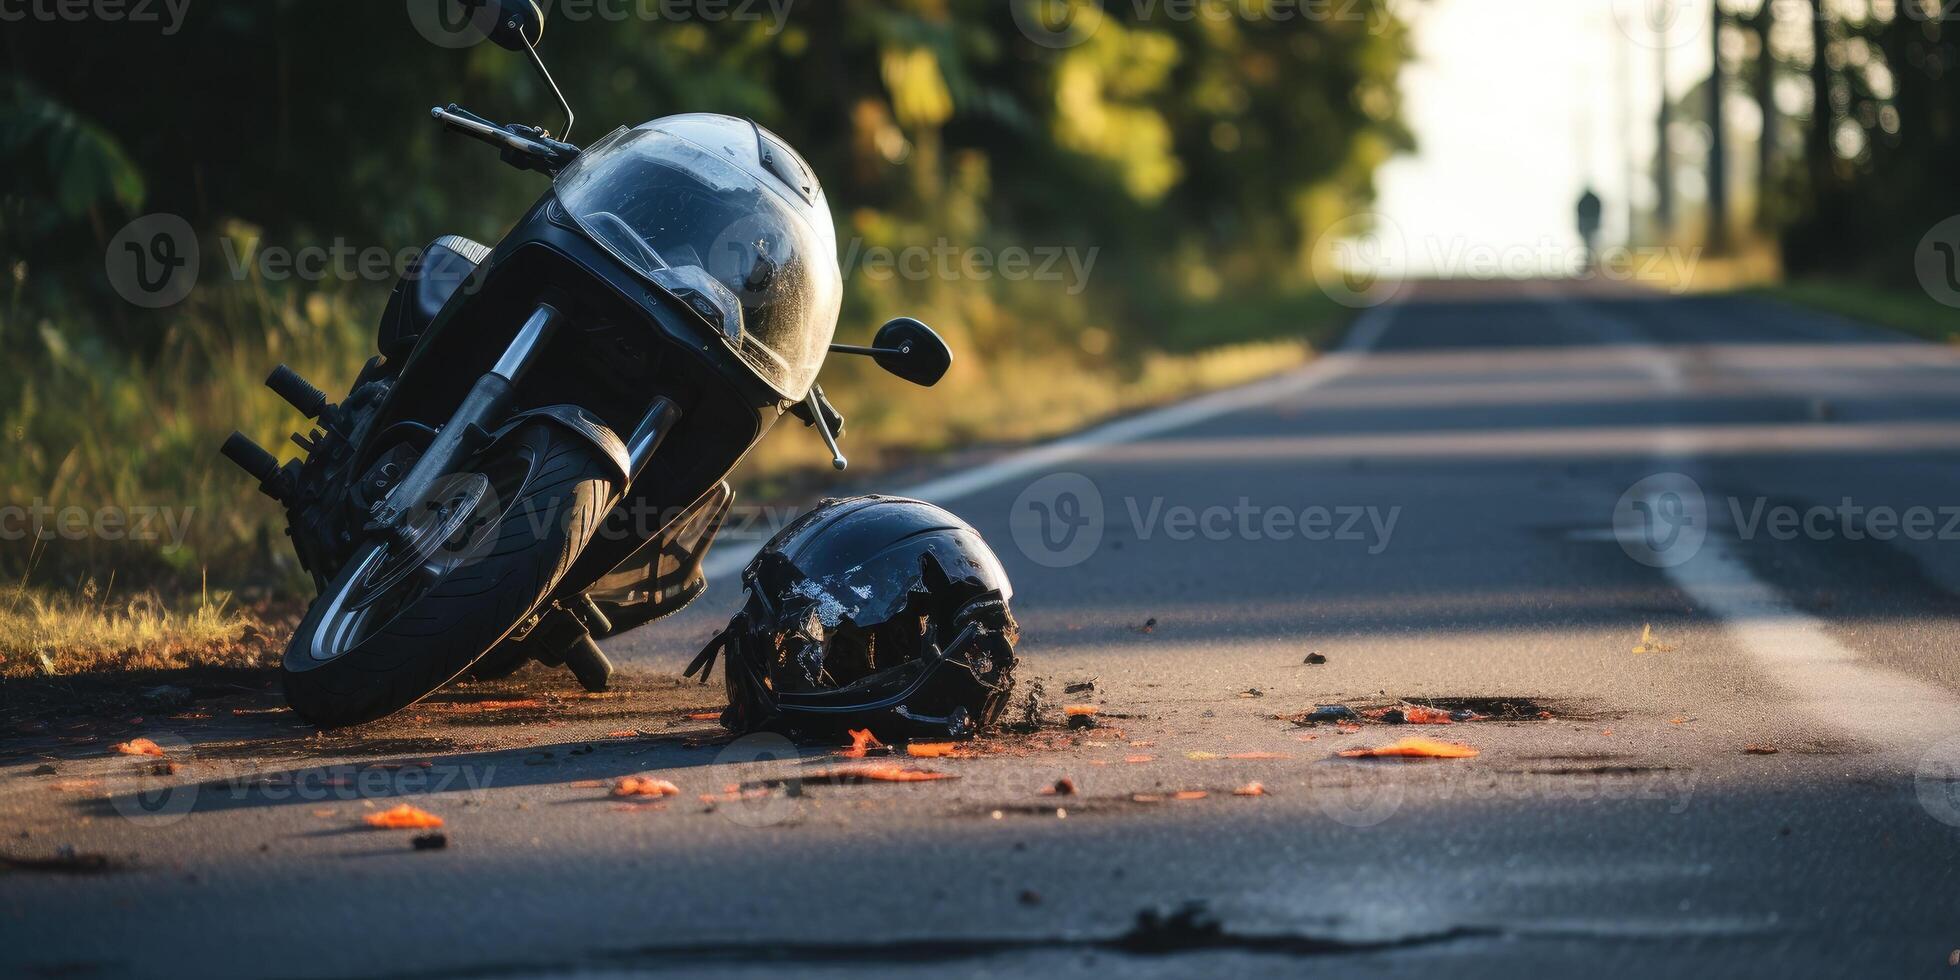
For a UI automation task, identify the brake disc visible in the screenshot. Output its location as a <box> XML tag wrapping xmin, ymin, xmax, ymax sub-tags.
<box><xmin>348</xmin><ymin>472</ymin><xmax>493</xmax><ymax>611</ymax></box>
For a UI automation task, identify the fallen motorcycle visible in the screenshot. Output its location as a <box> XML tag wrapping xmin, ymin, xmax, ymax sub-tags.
<box><xmin>221</xmin><ymin>0</ymin><xmax>958</xmax><ymax>728</ymax></box>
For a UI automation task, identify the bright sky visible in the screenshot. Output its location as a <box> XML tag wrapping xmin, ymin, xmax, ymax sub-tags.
<box><xmin>1373</xmin><ymin>0</ymin><xmax>1717</xmax><ymax>276</ymax></box>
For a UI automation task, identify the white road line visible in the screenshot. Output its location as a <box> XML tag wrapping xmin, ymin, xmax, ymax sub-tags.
<box><xmin>699</xmin><ymin>303</ymin><xmax>1400</xmax><ymax>581</ymax></box>
<box><xmin>1647</xmin><ymin>404</ymin><xmax>1960</xmax><ymax>760</ymax></box>
<box><xmin>1662</xmin><ymin>532</ymin><xmax>1960</xmax><ymax>756</ymax></box>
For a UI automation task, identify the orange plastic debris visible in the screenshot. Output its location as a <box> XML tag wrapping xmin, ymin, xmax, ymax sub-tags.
<box><xmin>906</xmin><ymin>742</ymin><xmax>964</xmax><ymax>758</ymax></box>
<box><xmin>1233</xmin><ymin>782</ymin><xmax>1268</xmax><ymax>797</ymax></box>
<box><xmin>1402</xmin><ymin>706</ymin><xmax>1456</xmax><ymax>725</ymax></box>
<box><xmin>686</xmin><ymin>711</ymin><xmax>721</xmax><ymax>721</ymax></box>
<box><xmin>839</xmin><ymin>728</ymin><xmax>885</xmax><ymax>758</ymax></box>
<box><xmin>363</xmin><ymin>804</ymin><xmax>444</xmax><ymax>829</ymax></box>
<box><xmin>612</xmin><ymin>776</ymin><xmax>681</xmax><ymax>798</ymax></box>
<box><xmin>1172</xmin><ymin>790</ymin><xmax>1208</xmax><ymax>801</ymax></box>
<box><xmin>1337</xmin><ymin>737</ymin><xmax>1479</xmax><ymax>760</ymax></box>
<box><xmin>1064</xmin><ymin>705</ymin><xmax>1098</xmax><ymax>717</ymax></box>
<box><xmin>848</xmin><ymin>765</ymin><xmax>952</xmax><ymax>782</ymax></box>
<box><xmin>113</xmin><ymin>738</ymin><xmax>165</xmax><ymax>757</ymax></box>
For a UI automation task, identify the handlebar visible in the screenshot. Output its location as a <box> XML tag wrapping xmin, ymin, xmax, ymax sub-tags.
<box><xmin>431</xmin><ymin>104</ymin><xmax>580</xmax><ymax>175</ymax></box>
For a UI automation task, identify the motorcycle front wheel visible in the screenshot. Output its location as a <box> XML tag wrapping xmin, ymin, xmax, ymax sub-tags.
<box><xmin>282</xmin><ymin>422</ymin><xmax>615</xmax><ymax>728</ymax></box>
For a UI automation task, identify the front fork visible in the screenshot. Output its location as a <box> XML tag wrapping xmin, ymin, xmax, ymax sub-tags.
<box><xmin>367</xmin><ymin>302</ymin><xmax>563</xmax><ymax>535</ymax></box>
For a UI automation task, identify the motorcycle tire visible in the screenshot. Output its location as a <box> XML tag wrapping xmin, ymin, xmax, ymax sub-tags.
<box><xmin>282</xmin><ymin>422</ymin><xmax>614</xmax><ymax>728</ymax></box>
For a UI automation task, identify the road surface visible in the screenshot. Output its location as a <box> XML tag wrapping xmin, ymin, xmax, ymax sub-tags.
<box><xmin>6</xmin><ymin>282</ymin><xmax>1960</xmax><ymax>977</ymax></box>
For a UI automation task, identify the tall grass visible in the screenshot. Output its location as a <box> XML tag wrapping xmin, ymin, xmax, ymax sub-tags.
<box><xmin>4</xmin><ymin>250</ymin><xmax>1345</xmax><ymax>599</ymax></box>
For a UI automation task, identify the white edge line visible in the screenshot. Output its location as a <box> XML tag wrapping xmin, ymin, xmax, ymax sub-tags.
<box><xmin>698</xmin><ymin>302</ymin><xmax>1399</xmax><ymax>581</ymax></box>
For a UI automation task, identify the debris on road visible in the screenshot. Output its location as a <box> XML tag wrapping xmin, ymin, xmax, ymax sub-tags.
<box><xmin>1303</xmin><ymin>652</ymin><xmax>1327</xmax><ymax>665</ymax></box>
<box><xmin>1065</xmin><ymin>705</ymin><xmax>1100</xmax><ymax>730</ymax></box>
<box><xmin>364</xmin><ymin>804</ymin><xmax>445</xmax><ymax>829</ymax></box>
<box><xmin>1744</xmin><ymin>743</ymin><xmax>1780</xmax><ymax>755</ymax></box>
<box><xmin>612</xmin><ymin>776</ymin><xmax>682</xmax><ymax>798</ymax></box>
<box><xmin>1041</xmin><ymin>777</ymin><xmax>1077</xmax><ymax>796</ymax></box>
<box><xmin>1238</xmin><ymin>688</ymin><xmax>1264</xmax><ymax>699</ymax></box>
<box><xmin>1064</xmin><ymin>679</ymin><xmax>1097</xmax><ymax>695</ymax></box>
<box><xmin>112</xmin><ymin>737</ymin><xmax>165</xmax><ymax>757</ymax></box>
<box><xmin>411</xmin><ymin>833</ymin><xmax>448</xmax><ymax>851</ymax></box>
<box><xmin>788</xmin><ymin>765</ymin><xmax>955</xmax><ymax>784</ymax></box>
<box><xmin>0</xmin><ymin>845</ymin><xmax>119</xmax><ymax>874</ymax></box>
<box><xmin>1136</xmin><ymin>617</ymin><xmax>1158</xmax><ymax>634</ymax></box>
<box><xmin>1233</xmin><ymin>782</ymin><xmax>1267</xmax><ymax>797</ymax></box>
<box><xmin>1293</xmin><ymin>704</ymin><xmax>1358</xmax><ymax>725</ymax></box>
<box><xmin>906</xmin><ymin>742</ymin><xmax>967</xmax><ymax>758</ymax></box>
<box><xmin>1632</xmin><ymin>623</ymin><xmax>1676</xmax><ymax>654</ymax></box>
<box><xmin>839</xmin><ymin>728</ymin><xmax>887</xmax><ymax>758</ymax></box>
<box><xmin>1337</xmin><ymin>737</ymin><xmax>1478</xmax><ymax>760</ymax></box>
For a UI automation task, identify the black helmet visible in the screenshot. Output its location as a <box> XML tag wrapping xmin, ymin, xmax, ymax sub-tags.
<box><xmin>684</xmin><ymin>495</ymin><xmax>1019</xmax><ymax>740</ymax></box>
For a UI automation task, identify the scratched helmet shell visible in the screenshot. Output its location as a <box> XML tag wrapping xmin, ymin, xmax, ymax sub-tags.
<box><xmin>684</xmin><ymin>495</ymin><xmax>1018</xmax><ymax>740</ymax></box>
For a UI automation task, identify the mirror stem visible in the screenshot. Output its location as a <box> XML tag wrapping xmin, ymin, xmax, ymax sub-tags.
<box><xmin>804</xmin><ymin>389</ymin><xmax>847</xmax><ymax>471</ymax></box>
<box><xmin>829</xmin><ymin>343</ymin><xmax>905</xmax><ymax>357</ymax></box>
<box><xmin>522</xmin><ymin>36</ymin><xmax>575</xmax><ymax>142</ymax></box>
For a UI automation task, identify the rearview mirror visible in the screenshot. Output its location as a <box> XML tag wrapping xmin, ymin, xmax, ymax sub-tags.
<box><xmin>869</xmin><ymin>317</ymin><xmax>952</xmax><ymax>387</ymax></box>
<box><xmin>479</xmin><ymin>0</ymin><xmax>545</xmax><ymax>51</ymax></box>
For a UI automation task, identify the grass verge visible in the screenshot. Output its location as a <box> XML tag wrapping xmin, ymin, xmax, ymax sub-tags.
<box><xmin>0</xmin><ymin>577</ymin><xmax>280</xmax><ymax>678</ymax></box>
<box><xmin>1749</xmin><ymin>279</ymin><xmax>1960</xmax><ymax>343</ymax></box>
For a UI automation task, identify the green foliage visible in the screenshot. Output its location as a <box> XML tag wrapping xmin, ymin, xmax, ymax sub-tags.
<box><xmin>0</xmin><ymin>2</ymin><xmax>1407</xmax><ymax>587</ymax></box>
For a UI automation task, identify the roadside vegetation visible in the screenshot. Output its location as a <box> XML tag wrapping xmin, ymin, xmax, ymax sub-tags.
<box><xmin>1750</xmin><ymin>280</ymin><xmax>1959</xmax><ymax>345</ymax></box>
<box><xmin>2</xmin><ymin>5</ymin><xmax>1401</xmax><ymax>668</ymax></box>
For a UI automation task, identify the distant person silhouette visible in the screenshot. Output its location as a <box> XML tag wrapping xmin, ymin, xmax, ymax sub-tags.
<box><xmin>1576</xmin><ymin>188</ymin><xmax>1604</xmax><ymax>272</ymax></box>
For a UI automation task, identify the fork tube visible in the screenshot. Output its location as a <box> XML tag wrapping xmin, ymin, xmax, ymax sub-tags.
<box><xmin>370</xmin><ymin>303</ymin><xmax>563</xmax><ymax>530</ymax></box>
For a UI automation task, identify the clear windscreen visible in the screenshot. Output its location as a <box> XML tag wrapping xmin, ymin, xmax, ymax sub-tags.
<box><xmin>554</xmin><ymin>126</ymin><xmax>841</xmax><ymax>398</ymax></box>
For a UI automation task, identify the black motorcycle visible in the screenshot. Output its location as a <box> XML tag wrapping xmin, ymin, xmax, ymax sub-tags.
<box><xmin>221</xmin><ymin>0</ymin><xmax>952</xmax><ymax>728</ymax></box>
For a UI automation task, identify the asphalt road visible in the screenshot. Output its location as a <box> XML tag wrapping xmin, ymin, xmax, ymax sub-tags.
<box><xmin>8</xmin><ymin>282</ymin><xmax>1960</xmax><ymax>977</ymax></box>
